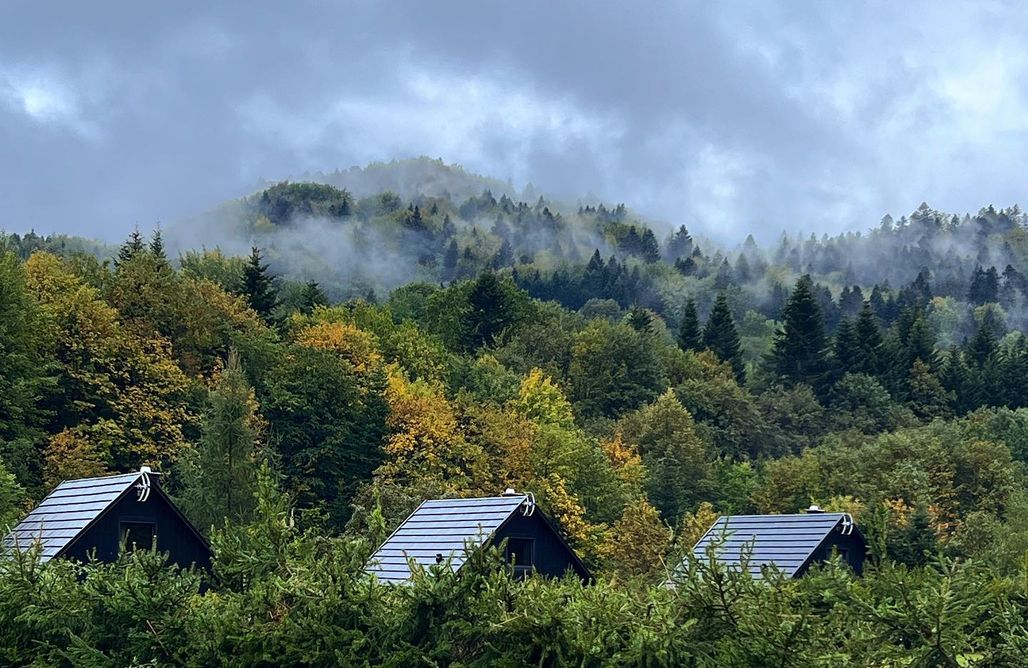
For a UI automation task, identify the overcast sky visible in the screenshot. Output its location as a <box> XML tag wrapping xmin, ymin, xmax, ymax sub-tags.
<box><xmin>2</xmin><ymin>1</ymin><xmax>1026</xmax><ymax>242</ymax></box>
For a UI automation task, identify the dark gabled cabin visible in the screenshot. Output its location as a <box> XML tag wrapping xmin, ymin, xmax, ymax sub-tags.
<box><xmin>3</xmin><ymin>468</ymin><xmax>211</xmax><ymax>569</ymax></box>
<box><xmin>366</xmin><ymin>490</ymin><xmax>591</xmax><ymax>584</ymax></box>
<box><xmin>691</xmin><ymin>507</ymin><xmax>865</xmax><ymax>579</ymax></box>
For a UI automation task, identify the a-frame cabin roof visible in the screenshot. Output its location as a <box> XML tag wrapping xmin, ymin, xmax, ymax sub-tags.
<box><xmin>3</xmin><ymin>469</ymin><xmax>207</xmax><ymax>564</ymax></box>
<box><xmin>692</xmin><ymin>512</ymin><xmax>861</xmax><ymax>579</ymax></box>
<box><xmin>4</xmin><ymin>472</ymin><xmax>145</xmax><ymax>562</ymax></box>
<box><xmin>367</xmin><ymin>494</ymin><xmax>589</xmax><ymax>583</ymax></box>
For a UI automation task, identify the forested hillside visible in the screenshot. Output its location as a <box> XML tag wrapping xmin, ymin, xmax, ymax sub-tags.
<box><xmin>3</xmin><ymin>165</ymin><xmax>1028</xmax><ymax>663</ymax></box>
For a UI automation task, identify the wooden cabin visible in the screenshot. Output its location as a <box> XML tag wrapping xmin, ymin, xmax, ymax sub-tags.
<box><xmin>691</xmin><ymin>507</ymin><xmax>865</xmax><ymax>579</ymax></box>
<box><xmin>366</xmin><ymin>490</ymin><xmax>591</xmax><ymax>583</ymax></box>
<box><xmin>3</xmin><ymin>467</ymin><xmax>211</xmax><ymax>569</ymax></box>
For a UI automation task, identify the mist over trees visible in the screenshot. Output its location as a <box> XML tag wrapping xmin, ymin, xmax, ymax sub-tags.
<box><xmin>4</xmin><ymin>159</ymin><xmax>1028</xmax><ymax>663</ymax></box>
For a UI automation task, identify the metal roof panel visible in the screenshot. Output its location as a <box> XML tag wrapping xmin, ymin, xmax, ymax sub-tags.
<box><xmin>3</xmin><ymin>472</ymin><xmax>142</xmax><ymax>562</ymax></box>
<box><xmin>692</xmin><ymin>513</ymin><xmax>850</xmax><ymax>578</ymax></box>
<box><xmin>366</xmin><ymin>495</ymin><xmax>528</xmax><ymax>582</ymax></box>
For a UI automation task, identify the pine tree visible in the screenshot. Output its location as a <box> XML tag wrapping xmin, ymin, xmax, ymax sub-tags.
<box><xmin>769</xmin><ymin>275</ymin><xmax>831</xmax><ymax>391</ymax></box>
<box><xmin>703</xmin><ymin>293</ymin><xmax>745</xmax><ymax>382</ymax></box>
<box><xmin>940</xmin><ymin>350</ymin><xmax>973</xmax><ymax>414</ymax></box>
<box><xmin>678</xmin><ymin>298</ymin><xmax>702</xmax><ymax>351</ymax></box>
<box><xmin>967</xmin><ymin>321</ymin><xmax>998</xmax><ymax>368</ymax></box>
<box><xmin>242</xmin><ymin>246</ymin><xmax>278</xmax><ymax>320</ymax></box>
<box><xmin>968</xmin><ymin>266</ymin><xmax>1000</xmax><ymax>305</ymax></box>
<box><xmin>179</xmin><ymin>351</ymin><xmax>264</xmax><ymax>531</ymax></box>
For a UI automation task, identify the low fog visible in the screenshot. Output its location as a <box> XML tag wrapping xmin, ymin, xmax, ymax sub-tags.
<box><xmin>2</xmin><ymin>2</ymin><xmax>1027</xmax><ymax>245</ymax></box>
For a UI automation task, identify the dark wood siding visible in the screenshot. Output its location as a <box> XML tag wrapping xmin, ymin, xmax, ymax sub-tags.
<box><xmin>61</xmin><ymin>489</ymin><xmax>211</xmax><ymax>570</ymax></box>
<box><xmin>494</xmin><ymin>512</ymin><xmax>589</xmax><ymax>581</ymax></box>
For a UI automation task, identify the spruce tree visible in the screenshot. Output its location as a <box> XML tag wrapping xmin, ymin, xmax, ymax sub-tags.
<box><xmin>442</xmin><ymin>239</ymin><xmax>459</xmax><ymax>282</ymax></box>
<box><xmin>242</xmin><ymin>246</ymin><xmax>278</xmax><ymax>320</ymax></box>
<box><xmin>851</xmin><ymin>302</ymin><xmax>884</xmax><ymax>376</ymax></box>
<box><xmin>769</xmin><ymin>274</ymin><xmax>831</xmax><ymax>391</ymax></box>
<box><xmin>678</xmin><ymin>298</ymin><xmax>702</xmax><ymax>351</ymax></box>
<box><xmin>117</xmin><ymin>227</ymin><xmax>145</xmax><ymax>267</ymax></box>
<box><xmin>299</xmin><ymin>280</ymin><xmax>328</xmax><ymax>315</ymax></box>
<box><xmin>904</xmin><ymin>315</ymin><xmax>938</xmax><ymax>369</ymax></box>
<box><xmin>491</xmin><ymin>239</ymin><xmax>514</xmax><ymax>269</ymax></box>
<box><xmin>180</xmin><ymin>351</ymin><xmax>264</xmax><ymax>531</ymax></box>
<box><xmin>834</xmin><ymin>318</ymin><xmax>859</xmax><ymax>374</ymax></box>
<box><xmin>703</xmin><ymin>293</ymin><xmax>745</xmax><ymax>382</ymax></box>
<box><xmin>906</xmin><ymin>359</ymin><xmax>952</xmax><ymax>421</ymax></box>
<box><xmin>462</xmin><ymin>271</ymin><xmax>520</xmax><ymax>350</ymax></box>
<box><xmin>149</xmin><ymin>227</ymin><xmax>166</xmax><ymax>262</ymax></box>
<box><xmin>966</xmin><ymin>321</ymin><xmax>998</xmax><ymax>368</ymax></box>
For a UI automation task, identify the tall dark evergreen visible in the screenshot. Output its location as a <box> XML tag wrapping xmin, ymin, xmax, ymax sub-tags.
<box><xmin>968</xmin><ymin>266</ymin><xmax>1000</xmax><ymax>305</ymax></box>
<box><xmin>702</xmin><ymin>293</ymin><xmax>744</xmax><ymax>382</ymax></box>
<box><xmin>834</xmin><ymin>318</ymin><xmax>859</xmax><ymax>375</ymax></box>
<box><xmin>639</xmin><ymin>229</ymin><xmax>660</xmax><ymax>263</ymax></box>
<box><xmin>769</xmin><ymin>275</ymin><xmax>831</xmax><ymax>391</ymax></box>
<box><xmin>462</xmin><ymin>271</ymin><xmax>521</xmax><ymax>350</ymax></box>
<box><xmin>242</xmin><ymin>246</ymin><xmax>278</xmax><ymax>320</ymax></box>
<box><xmin>149</xmin><ymin>228</ymin><xmax>166</xmax><ymax>262</ymax></box>
<box><xmin>849</xmin><ymin>302</ymin><xmax>884</xmax><ymax>376</ymax></box>
<box><xmin>299</xmin><ymin>281</ymin><xmax>328</xmax><ymax>315</ymax></box>
<box><xmin>117</xmin><ymin>227</ymin><xmax>145</xmax><ymax>267</ymax></box>
<box><xmin>442</xmin><ymin>239</ymin><xmax>459</xmax><ymax>282</ymax></box>
<box><xmin>678</xmin><ymin>299</ymin><xmax>702</xmax><ymax>351</ymax></box>
<box><xmin>180</xmin><ymin>351</ymin><xmax>264</xmax><ymax>531</ymax></box>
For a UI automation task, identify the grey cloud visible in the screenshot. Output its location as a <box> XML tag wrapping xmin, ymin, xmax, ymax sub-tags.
<box><xmin>1</xmin><ymin>1</ymin><xmax>1026</xmax><ymax>243</ymax></box>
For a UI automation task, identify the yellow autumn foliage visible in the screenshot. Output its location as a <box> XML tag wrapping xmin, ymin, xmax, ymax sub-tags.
<box><xmin>293</xmin><ymin>320</ymin><xmax>382</xmax><ymax>374</ymax></box>
<box><xmin>377</xmin><ymin>371</ymin><xmax>487</xmax><ymax>494</ymax></box>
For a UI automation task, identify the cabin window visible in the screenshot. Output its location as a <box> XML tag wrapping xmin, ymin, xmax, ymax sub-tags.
<box><xmin>120</xmin><ymin>521</ymin><xmax>155</xmax><ymax>552</ymax></box>
<box><xmin>506</xmin><ymin>537</ymin><xmax>535</xmax><ymax>578</ymax></box>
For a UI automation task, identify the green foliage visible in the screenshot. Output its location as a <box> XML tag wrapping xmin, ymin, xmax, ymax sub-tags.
<box><xmin>179</xmin><ymin>351</ymin><xmax>265</xmax><ymax>532</ymax></box>
<box><xmin>241</xmin><ymin>246</ymin><xmax>278</xmax><ymax>321</ymax></box>
<box><xmin>702</xmin><ymin>293</ymin><xmax>745</xmax><ymax>382</ymax></box>
<box><xmin>770</xmin><ymin>275</ymin><xmax>832</xmax><ymax>392</ymax></box>
<box><xmin>9</xmin><ymin>183</ymin><xmax>1028</xmax><ymax>663</ymax></box>
<box><xmin>677</xmin><ymin>297</ymin><xmax>702</xmax><ymax>351</ymax></box>
<box><xmin>569</xmin><ymin>320</ymin><xmax>665</xmax><ymax>418</ymax></box>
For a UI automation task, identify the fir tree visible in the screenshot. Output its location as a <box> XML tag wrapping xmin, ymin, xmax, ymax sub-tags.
<box><xmin>242</xmin><ymin>246</ymin><xmax>278</xmax><ymax>320</ymax></box>
<box><xmin>769</xmin><ymin>275</ymin><xmax>831</xmax><ymax>391</ymax></box>
<box><xmin>703</xmin><ymin>293</ymin><xmax>745</xmax><ymax>382</ymax></box>
<box><xmin>678</xmin><ymin>299</ymin><xmax>702</xmax><ymax>351</ymax></box>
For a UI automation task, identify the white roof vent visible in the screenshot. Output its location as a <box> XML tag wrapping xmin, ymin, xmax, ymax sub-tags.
<box><xmin>807</xmin><ymin>504</ymin><xmax>825</xmax><ymax>513</ymax></box>
<box><xmin>502</xmin><ymin>487</ymin><xmax>519</xmax><ymax>496</ymax></box>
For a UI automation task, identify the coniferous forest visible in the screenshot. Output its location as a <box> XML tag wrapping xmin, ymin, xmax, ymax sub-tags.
<box><xmin>6</xmin><ymin>162</ymin><xmax>1028</xmax><ymax>664</ymax></box>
